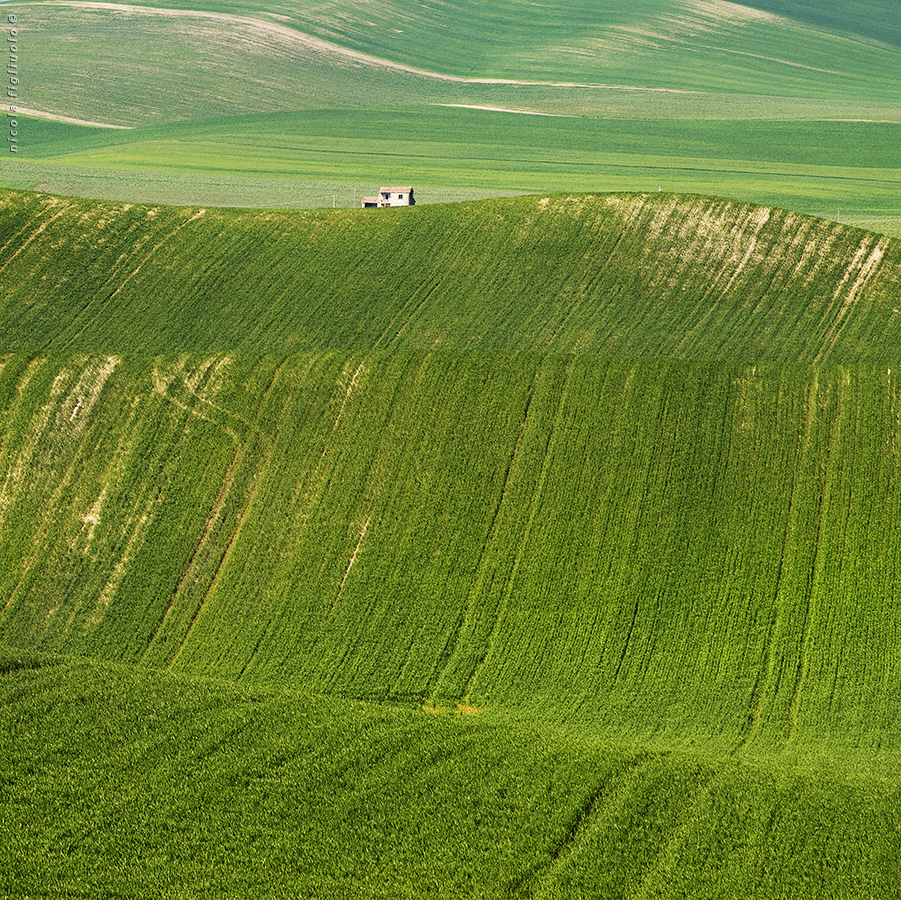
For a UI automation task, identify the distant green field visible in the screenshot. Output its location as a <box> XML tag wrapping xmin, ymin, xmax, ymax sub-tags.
<box><xmin>14</xmin><ymin>108</ymin><xmax>901</xmax><ymax>217</ymax></box>
<box><xmin>0</xmin><ymin>159</ymin><xmax>519</xmax><ymax>208</ymax></box>
<box><xmin>15</xmin><ymin>0</ymin><xmax>899</xmax><ymax>131</ymax></box>
<box><xmin>2</xmin><ymin>0</ymin><xmax>899</xmax><ymax>217</ymax></box>
<box><xmin>22</xmin><ymin>0</ymin><xmax>898</xmax><ymax>96</ymax></box>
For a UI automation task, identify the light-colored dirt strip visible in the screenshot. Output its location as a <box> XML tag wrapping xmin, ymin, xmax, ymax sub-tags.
<box><xmin>438</xmin><ymin>104</ymin><xmax>575</xmax><ymax>117</ymax></box>
<box><xmin>87</xmin><ymin>490</ymin><xmax>159</xmax><ymax>627</ymax></box>
<box><xmin>0</xmin><ymin>104</ymin><xmax>133</xmax><ymax>129</ymax></box>
<box><xmin>330</xmin><ymin>514</ymin><xmax>371</xmax><ymax>613</ymax></box>
<box><xmin>163</xmin><ymin>359</ymin><xmax>288</xmax><ymax>666</ymax></box>
<box><xmin>813</xmin><ymin>236</ymin><xmax>889</xmax><ymax>363</ymax></box>
<box><xmin>0</xmin><ymin>203</ymin><xmax>69</xmax><ymax>274</ymax></box>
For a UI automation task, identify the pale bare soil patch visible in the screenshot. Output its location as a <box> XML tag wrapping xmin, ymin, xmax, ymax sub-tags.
<box><xmin>0</xmin><ymin>104</ymin><xmax>133</xmax><ymax>129</ymax></box>
<box><xmin>439</xmin><ymin>104</ymin><xmax>575</xmax><ymax>117</ymax></box>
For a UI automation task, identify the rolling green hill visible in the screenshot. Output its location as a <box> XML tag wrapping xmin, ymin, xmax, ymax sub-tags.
<box><xmin>21</xmin><ymin>0</ymin><xmax>901</xmax><ymax>99</ymax></box>
<box><xmin>3</xmin><ymin>651</ymin><xmax>900</xmax><ymax>899</ymax></box>
<box><xmin>4</xmin><ymin>0</ymin><xmax>900</xmax><ymax>894</ymax></box>
<box><xmin>3</xmin><ymin>349</ymin><xmax>901</xmax><ymax>766</ymax></box>
<box><xmin>1</xmin><ymin>190</ymin><xmax>898</xmax><ymax>361</ymax></box>
<box><xmin>2</xmin><ymin>188</ymin><xmax>901</xmax><ymax>896</ymax></box>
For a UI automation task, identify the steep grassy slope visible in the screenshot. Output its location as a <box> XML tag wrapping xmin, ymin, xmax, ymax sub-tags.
<box><xmin>1</xmin><ymin>190</ymin><xmax>899</xmax><ymax>362</ymax></box>
<box><xmin>4</xmin><ymin>353</ymin><xmax>901</xmax><ymax>895</ymax></box>
<box><xmin>2</xmin><ymin>350</ymin><xmax>901</xmax><ymax>769</ymax></box>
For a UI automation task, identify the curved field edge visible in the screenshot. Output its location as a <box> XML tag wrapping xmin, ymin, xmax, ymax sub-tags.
<box><xmin>3</xmin><ymin>353</ymin><xmax>901</xmax><ymax>769</ymax></box>
<box><xmin>1</xmin><ymin>647</ymin><xmax>898</xmax><ymax>900</ymax></box>
<box><xmin>0</xmin><ymin>190</ymin><xmax>899</xmax><ymax>363</ymax></box>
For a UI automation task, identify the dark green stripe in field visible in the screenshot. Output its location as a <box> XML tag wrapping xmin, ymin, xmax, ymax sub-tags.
<box><xmin>23</xmin><ymin>111</ymin><xmax>901</xmax><ymax>171</ymax></box>
<box><xmin>0</xmin><ymin>190</ymin><xmax>898</xmax><ymax>362</ymax></box>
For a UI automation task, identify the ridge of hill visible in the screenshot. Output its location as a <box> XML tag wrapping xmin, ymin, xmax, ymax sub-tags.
<box><xmin>0</xmin><ymin>190</ymin><xmax>898</xmax><ymax>362</ymax></box>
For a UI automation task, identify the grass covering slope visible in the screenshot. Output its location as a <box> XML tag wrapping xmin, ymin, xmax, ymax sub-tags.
<box><xmin>0</xmin><ymin>190</ymin><xmax>899</xmax><ymax>362</ymax></box>
<box><xmin>3</xmin><ymin>352</ymin><xmax>901</xmax><ymax>770</ymax></box>
<box><xmin>3</xmin><ymin>189</ymin><xmax>901</xmax><ymax>897</ymax></box>
<box><xmin>8</xmin><ymin>0</ymin><xmax>899</xmax><ymax>128</ymax></box>
<box><xmin>3</xmin><ymin>651</ymin><xmax>899</xmax><ymax>899</ymax></box>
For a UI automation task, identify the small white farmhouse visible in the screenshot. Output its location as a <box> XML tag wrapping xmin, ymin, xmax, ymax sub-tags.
<box><xmin>361</xmin><ymin>186</ymin><xmax>415</xmax><ymax>208</ymax></box>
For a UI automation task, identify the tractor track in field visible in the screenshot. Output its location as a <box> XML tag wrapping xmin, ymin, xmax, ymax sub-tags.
<box><xmin>378</xmin><ymin>281</ymin><xmax>441</xmax><ymax>351</ymax></box>
<box><xmin>60</xmin><ymin>209</ymin><xmax>208</xmax><ymax>352</ymax></box>
<box><xmin>329</xmin><ymin>514</ymin><xmax>371</xmax><ymax>614</ymax></box>
<box><xmin>154</xmin><ymin>358</ymin><xmax>288</xmax><ymax>667</ymax></box>
<box><xmin>428</xmin><ymin>360</ymin><xmax>549</xmax><ymax>702</ymax></box>
<box><xmin>458</xmin><ymin>359</ymin><xmax>571</xmax><ymax>704</ymax></box>
<box><xmin>784</xmin><ymin>373</ymin><xmax>846</xmax><ymax>742</ymax></box>
<box><xmin>1</xmin><ymin>104</ymin><xmax>132</xmax><ymax>129</ymax></box>
<box><xmin>628</xmin><ymin>763</ymin><xmax>731</xmax><ymax>900</ymax></box>
<box><xmin>511</xmin><ymin>753</ymin><xmax>657</xmax><ymax>897</ymax></box>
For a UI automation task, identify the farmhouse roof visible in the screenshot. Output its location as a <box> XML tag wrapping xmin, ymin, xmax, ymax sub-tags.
<box><xmin>380</xmin><ymin>186</ymin><xmax>413</xmax><ymax>192</ymax></box>
<box><xmin>361</xmin><ymin>196</ymin><xmax>379</xmax><ymax>203</ymax></box>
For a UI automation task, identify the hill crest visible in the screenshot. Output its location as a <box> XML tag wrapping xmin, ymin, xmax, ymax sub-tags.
<box><xmin>0</xmin><ymin>189</ymin><xmax>897</xmax><ymax>363</ymax></box>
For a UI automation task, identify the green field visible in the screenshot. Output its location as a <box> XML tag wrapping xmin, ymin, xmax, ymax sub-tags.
<box><xmin>3</xmin><ymin>0</ymin><xmax>901</xmax><ymax>893</ymax></box>
<box><xmin>2</xmin><ymin>0</ymin><xmax>899</xmax><ymax>223</ymax></box>
<box><xmin>15</xmin><ymin>0</ymin><xmax>901</xmax><ymax>110</ymax></box>
<box><xmin>3</xmin><ymin>349</ymin><xmax>901</xmax><ymax>765</ymax></box>
<box><xmin>2</xmin><ymin>187</ymin><xmax>901</xmax><ymax>895</ymax></box>
<box><xmin>3</xmin><ymin>652</ymin><xmax>900</xmax><ymax>899</ymax></box>
<box><xmin>1</xmin><ymin>190</ymin><xmax>898</xmax><ymax>360</ymax></box>
<box><xmin>11</xmin><ymin>108</ymin><xmax>901</xmax><ymax>217</ymax></box>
